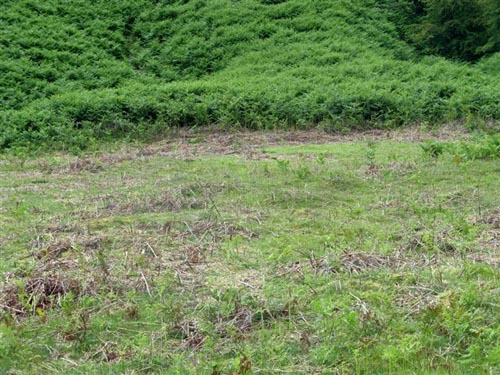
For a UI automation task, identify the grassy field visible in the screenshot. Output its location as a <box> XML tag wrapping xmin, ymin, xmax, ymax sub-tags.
<box><xmin>1</xmin><ymin>0</ymin><xmax>500</xmax><ymax>151</ymax></box>
<box><xmin>1</xmin><ymin>128</ymin><xmax>500</xmax><ymax>374</ymax></box>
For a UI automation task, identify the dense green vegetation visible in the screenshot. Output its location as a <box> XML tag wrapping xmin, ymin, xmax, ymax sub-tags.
<box><xmin>1</xmin><ymin>131</ymin><xmax>500</xmax><ymax>373</ymax></box>
<box><xmin>0</xmin><ymin>0</ymin><xmax>499</xmax><ymax>151</ymax></box>
<box><xmin>392</xmin><ymin>0</ymin><xmax>500</xmax><ymax>61</ymax></box>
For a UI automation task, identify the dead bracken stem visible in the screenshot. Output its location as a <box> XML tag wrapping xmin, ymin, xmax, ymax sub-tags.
<box><xmin>208</xmin><ymin>195</ymin><xmax>223</xmax><ymax>219</ymax></box>
<box><xmin>140</xmin><ymin>270</ymin><xmax>152</xmax><ymax>297</ymax></box>
<box><xmin>146</xmin><ymin>242</ymin><xmax>158</xmax><ymax>258</ymax></box>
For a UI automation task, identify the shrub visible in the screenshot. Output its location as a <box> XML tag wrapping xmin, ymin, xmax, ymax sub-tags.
<box><xmin>403</xmin><ymin>0</ymin><xmax>500</xmax><ymax>61</ymax></box>
<box><xmin>1</xmin><ymin>0</ymin><xmax>499</xmax><ymax>152</ymax></box>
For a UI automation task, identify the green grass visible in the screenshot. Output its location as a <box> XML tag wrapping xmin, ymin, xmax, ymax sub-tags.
<box><xmin>1</xmin><ymin>0</ymin><xmax>500</xmax><ymax>151</ymax></box>
<box><xmin>1</xmin><ymin>130</ymin><xmax>500</xmax><ymax>374</ymax></box>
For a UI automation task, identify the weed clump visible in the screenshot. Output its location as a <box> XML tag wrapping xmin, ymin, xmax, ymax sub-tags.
<box><xmin>421</xmin><ymin>133</ymin><xmax>500</xmax><ymax>161</ymax></box>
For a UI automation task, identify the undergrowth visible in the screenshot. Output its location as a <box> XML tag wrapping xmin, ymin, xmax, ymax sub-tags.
<box><xmin>0</xmin><ymin>0</ymin><xmax>499</xmax><ymax>151</ymax></box>
<box><xmin>422</xmin><ymin>133</ymin><xmax>500</xmax><ymax>160</ymax></box>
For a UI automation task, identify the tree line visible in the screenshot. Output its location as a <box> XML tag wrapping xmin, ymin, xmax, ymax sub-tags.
<box><xmin>396</xmin><ymin>0</ymin><xmax>500</xmax><ymax>61</ymax></box>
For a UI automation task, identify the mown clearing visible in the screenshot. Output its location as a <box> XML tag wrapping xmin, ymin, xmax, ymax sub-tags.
<box><xmin>1</xmin><ymin>128</ymin><xmax>499</xmax><ymax>374</ymax></box>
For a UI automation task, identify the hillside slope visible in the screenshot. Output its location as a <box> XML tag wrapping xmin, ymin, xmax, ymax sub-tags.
<box><xmin>1</xmin><ymin>0</ymin><xmax>499</xmax><ymax>150</ymax></box>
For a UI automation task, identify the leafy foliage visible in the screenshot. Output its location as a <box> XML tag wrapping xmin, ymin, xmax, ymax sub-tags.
<box><xmin>0</xmin><ymin>0</ymin><xmax>499</xmax><ymax>151</ymax></box>
<box><xmin>391</xmin><ymin>0</ymin><xmax>500</xmax><ymax>61</ymax></box>
<box><xmin>421</xmin><ymin>133</ymin><xmax>500</xmax><ymax>160</ymax></box>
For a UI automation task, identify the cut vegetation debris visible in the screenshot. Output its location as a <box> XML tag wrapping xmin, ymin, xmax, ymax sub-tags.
<box><xmin>1</xmin><ymin>130</ymin><xmax>500</xmax><ymax>374</ymax></box>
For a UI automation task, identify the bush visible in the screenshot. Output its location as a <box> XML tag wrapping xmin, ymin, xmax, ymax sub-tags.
<box><xmin>405</xmin><ymin>0</ymin><xmax>500</xmax><ymax>61</ymax></box>
<box><xmin>421</xmin><ymin>133</ymin><xmax>500</xmax><ymax>161</ymax></box>
<box><xmin>0</xmin><ymin>0</ymin><xmax>499</xmax><ymax>152</ymax></box>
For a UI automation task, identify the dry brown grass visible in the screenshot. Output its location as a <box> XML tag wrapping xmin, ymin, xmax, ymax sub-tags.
<box><xmin>1</xmin><ymin>212</ymin><xmax>258</xmax><ymax>319</ymax></box>
<box><xmin>394</xmin><ymin>284</ymin><xmax>442</xmax><ymax>316</ymax></box>
<box><xmin>279</xmin><ymin>250</ymin><xmax>439</xmax><ymax>277</ymax></box>
<box><xmin>0</xmin><ymin>274</ymin><xmax>83</xmax><ymax>316</ymax></box>
<box><xmin>467</xmin><ymin>252</ymin><xmax>500</xmax><ymax>267</ymax></box>
<box><xmin>476</xmin><ymin>209</ymin><xmax>500</xmax><ymax>228</ymax></box>
<box><xmin>402</xmin><ymin>228</ymin><xmax>458</xmax><ymax>254</ymax></box>
<box><xmin>479</xmin><ymin>229</ymin><xmax>500</xmax><ymax>250</ymax></box>
<box><xmin>34</xmin><ymin>126</ymin><xmax>471</xmax><ymax>176</ymax></box>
